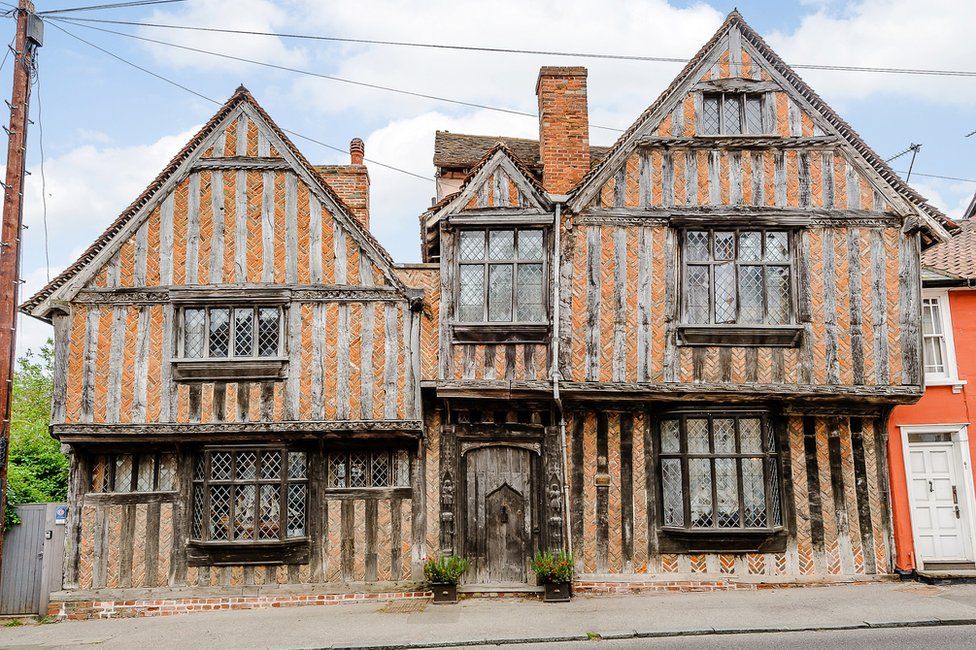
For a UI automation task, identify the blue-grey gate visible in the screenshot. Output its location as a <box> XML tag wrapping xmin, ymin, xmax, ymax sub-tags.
<box><xmin>0</xmin><ymin>503</ymin><xmax>66</xmax><ymax>615</ymax></box>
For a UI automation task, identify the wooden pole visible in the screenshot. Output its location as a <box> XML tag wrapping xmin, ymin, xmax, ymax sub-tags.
<box><xmin>0</xmin><ymin>0</ymin><xmax>40</xmax><ymax>566</ymax></box>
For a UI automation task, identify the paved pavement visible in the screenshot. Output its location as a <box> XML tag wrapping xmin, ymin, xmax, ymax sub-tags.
<box><xmin>2</xmin><ymin>582</ymin><xmax>976</xmax><ymax>649</ymax></box>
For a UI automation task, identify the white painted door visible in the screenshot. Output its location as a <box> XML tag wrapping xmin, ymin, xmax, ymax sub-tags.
<box><xmin>909</xmin><ymin>442</ymin><xmax>970</xmax><ymax>563</ymax></box>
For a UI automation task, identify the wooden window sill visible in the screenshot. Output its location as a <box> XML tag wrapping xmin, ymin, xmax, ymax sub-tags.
<box><xmin>657</xmin><ymin>528</ymin><xmax>787</xmax><ymax>554</ymax></box>
<box><xmin>187</xmin><ymin>538</ymin><xmax>309</xmax><ymax>566</ymax></box>
<box><xmin>323</xmin><ymin>487</ymin><xmax>412</xmax><ymax>499</ymax></box>
<box><xmin>452</xmin><ymin>323</ymin><xmax>549</xmax><ymax>344</ymax></box>
<box><xmin>172</xmin><ymin>358</ymin><xmax>288</xmax><ymax>382</ymax></box>
<box><xmin>677</xmin><ymin>325</ymin><xmax>802</xmax><ymax>348</ymax></box>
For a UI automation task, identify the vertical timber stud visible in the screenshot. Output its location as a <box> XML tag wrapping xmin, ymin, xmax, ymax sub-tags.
<box><xmin>0</xmin><ymin>0</ymin><xmax>40</xmax><ymax>567</ymax></box>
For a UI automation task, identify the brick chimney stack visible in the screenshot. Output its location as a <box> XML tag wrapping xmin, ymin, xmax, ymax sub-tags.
<box><xmin>536</xmin><ymin>66</ymin><xmax>589</xmax><ymax>195</ymax></box>
<box><xmin>317</xmin><ymin>138</ymin><xmax>370</xmax><ymax>230</ymax></box>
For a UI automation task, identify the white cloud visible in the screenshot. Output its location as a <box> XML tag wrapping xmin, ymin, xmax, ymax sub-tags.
<box><xmin>766</xmin><ymin>0</ymin><xmax>976</xmax><ymax>104</ymax></box>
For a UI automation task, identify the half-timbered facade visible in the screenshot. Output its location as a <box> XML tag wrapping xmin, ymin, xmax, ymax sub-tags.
<box><xmin>25</xmin><ymin>12</ymin><xmax>956</xmax><ymax>609</ymax></box>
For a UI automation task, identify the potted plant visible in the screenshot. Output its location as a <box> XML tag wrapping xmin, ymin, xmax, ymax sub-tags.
<box><xmin>423</xmin><ymin>554</ymin><xmax>469</xmax><ymax>604</ymax></box>
<box><xmin>532</xmin><ymin>550</ymin><xmax>574</xmax><ymax>602</ymax></box>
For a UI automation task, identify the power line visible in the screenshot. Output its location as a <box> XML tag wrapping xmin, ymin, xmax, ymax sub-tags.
<box><xmin>50</xmin><ymin>16</ymin><xmax>625</xmax><ymax>132</ymax></box>
<box><xmin>38</xmin><ymin>0</ymin><xmax>186</xmax><ymax>16</ymax></box>
<box><xmin>31</xmin><ymin>54</ymin><xmax>51</xmax><ymax>281</ymax></box>
<box><xmin>52</xmin><ymin>14</ymin><xmax>976</xmax><ymax>79</ymax></box>
<box><xmin>897</xmin><ymin>170</ymin><xmax>976</xmax><ymax>184</ymax></box>
<box><xmin>46</xmin><ymin>21</ymin><xmax>434</xmax><ymax>182</ymax></box>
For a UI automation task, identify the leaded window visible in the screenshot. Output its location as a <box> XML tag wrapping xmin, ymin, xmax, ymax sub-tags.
<box><xmin>89</xmin><ymin>452</ymin><xmax>176</xmax><ymax>493</ymax></box>
<box><xmin>181</xmin><ymin>306</ymin><xmax>283</xmax><ymax>359</ymax></box>
<box><xmin>700</xmin><ymin>92</ymin><xmax>766</xmax><ymax>135</ymax></box>
<box><xmin>658</xmin><ymin>413</ymin><xmax>782</xmax><ymax>531</ymax></box>
<box><xmin>683</xmin><ymin>229</ymin><xmax>793</xmax><ymax>326</ymax></box>
<box><xmin>191</xmin><ymin>448</ymin><xmax>307</xmax><ymax>542</ymax></box>
<box><xmin>456</xmin><ymin>228</ymin><xmax>546</xmax><ymax>323</ymax></box>
<box><xmin>327</xmin><ymin>449</ymin><xmax>411</xmax><ymax>489</ymax></box>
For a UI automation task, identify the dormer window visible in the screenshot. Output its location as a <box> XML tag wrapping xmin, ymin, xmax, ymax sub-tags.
<box><xmin>456</xmin><ymin>228</ymin><xmax>546</xmax><ymax>324</ymax></box>
<box><xmin>700</xmin><ymin>92</ymin><xmax>765</xmax><ymax>135</ymax></box>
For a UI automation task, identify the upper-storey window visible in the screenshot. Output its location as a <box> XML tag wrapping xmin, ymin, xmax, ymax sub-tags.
<box><xmin>683</xmin><ymin>229</ymin><xmax>793</xmax><ymax>326</ymax></box>
<box><xmin>456</xmin><ymin>228</ymin><xmax>546</xmax><ymax>323</ymax></box>
<box><xmin>89</xmin><ymin>452</ymin><xmax>176</xmax><ymax>493</ymax></box>
<box><xmin>922</xmin><ymin>290</ymin><xmax>961</xmax><ymax>386</ymax></box>
<box><xmin>180</xmin><ymin>306</ymin><xmax>283</xmax><ymax>359</ymax></box>
<box><xmin>700</xmin><ymin>92</ymin><xmax>765</xmax><ymax>135</ymax></box>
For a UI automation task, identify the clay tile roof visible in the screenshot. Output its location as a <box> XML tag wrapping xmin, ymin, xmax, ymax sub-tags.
<box><xmin>921</xmin><ymin>219</ymin><xmax>976</xmax><ymax>279</ymax></box>
<box><xmin>434</xmin><ymin>131</ymin><xmax>609</xmax><ymax>173</ymax></box>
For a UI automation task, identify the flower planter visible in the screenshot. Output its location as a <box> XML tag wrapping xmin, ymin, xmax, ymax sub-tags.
<box><xmin>430</xmin><ymin>583</ymin><xmax>458</xmax><ymax>604</ymax></box>
<box><xmin>543</xmin><ymin>581</ymin><xmax>571</xmax><ymax>603</ymax></box>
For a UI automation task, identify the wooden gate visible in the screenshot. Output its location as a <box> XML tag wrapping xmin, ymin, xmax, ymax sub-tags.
<box><xmin>463</xmin><ymin>445</ymin><xmax>535</xmax><ymax>584</ymax></box>
<box><xmin>0</xmin><ymin>503</ymin><xmax>66</xmax><ymax>615</ymax></box>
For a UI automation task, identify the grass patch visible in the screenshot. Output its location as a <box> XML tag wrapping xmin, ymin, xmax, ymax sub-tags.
<box><xmin>586</xmin><ymin>631</ymin><xmax>602</xmax><ymax>640</ymax></box>
<box><xmin>3</xmin><ymin>618</ymin><xmax>25</xmax><ymax>627</ymax></box>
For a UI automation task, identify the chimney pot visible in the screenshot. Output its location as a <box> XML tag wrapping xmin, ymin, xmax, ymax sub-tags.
<box><xmin>350</xmin><ymin>137</ymin><xmax>365</xmax><ymax>165</ymax></box>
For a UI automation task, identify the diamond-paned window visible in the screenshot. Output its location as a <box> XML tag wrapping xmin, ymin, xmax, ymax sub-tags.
<box><xmin>455</xmin><ymin>227</ymin><xmax>546</xmax><ymax>323</ymax></box>
<box><xmin>700</xmin><ymin>92</ymin><xmax>766</xmax><ymax>135</ymax></box>
<box><xmin>658</xmin><ymin>412</ymin><xmax>783</xmax><ymax>532</ymax></box>
<box><xmin>683</xmin><ymin>229</ymin><xmax>793</xmax><ymax>326</ymax></box>
<box><xmin>191</xmin><ymin>447</ymin><xmax>308</xmax><ymax>543</ymax></box>
<box><xmin>88</xmin><ymin>452</ymin><xmax>177</xmax><ymax>494</ymax></box>
<box><xmin>180</xmin><ymin>306</ymin><xmax>283</xmax><ymax>359</ymax></box>
<box><xmin>327</xmin><ymin>449</ymin><xmax>412</xmax><ymax>490</ymax></box>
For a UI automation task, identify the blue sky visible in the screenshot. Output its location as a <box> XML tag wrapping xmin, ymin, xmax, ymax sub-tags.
<box><xmin>4</xmin><ymin>0</ymin><xmax>975</xmax><ymax>355</ymax></box>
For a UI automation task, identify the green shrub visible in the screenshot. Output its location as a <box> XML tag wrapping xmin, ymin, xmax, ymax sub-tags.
<box><xmin>531</xmin><ymin>550</ymin><xmax>574</xmax><ymax>584</ymax></box>
<box><xmin>423</xmin><ymin>554</ymin><xmax>469</xmax><ymax>584</ymax></box>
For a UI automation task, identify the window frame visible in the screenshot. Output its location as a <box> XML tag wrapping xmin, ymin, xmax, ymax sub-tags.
<box><xmin>190</xmin><ymin>446</ymin><xmax>308</xmax><ymax>549</ymax></box>
<box><xmin>88</xmin><ymin>451</ymin><xmax>177</xmax><ymax>494</ymax></box>
<box><xmin>325</xmin><ymin>447</ymin><xmax>413</xmax><ymax>498</ymax></box>
<box><xmin>678</xmin><ymin>226</ymin><xmax>802</xmax><ymax>347</ymax></box>
<box><xmin>177</xmin><ymin>305</ymin><xmax>285</xmax><ymax>360</ymax></box>
<box><xmin>655</xmin><ymin>409</ymin><xmax>787</xmax><ymax>553</ymax></box>
<box><xmin>453</xmin><ymin>226</ymin><xmax>549</xmax><ymax>329</ymax></box>
<box><xmin>699</xmin><ymin>92</ymin><xmax>768</xmax><ymax>136</ymax></box>
<box><xmin>921</xmin><ymin>289</ymin><xmax>963</xmax><ymax>388</ymax></box>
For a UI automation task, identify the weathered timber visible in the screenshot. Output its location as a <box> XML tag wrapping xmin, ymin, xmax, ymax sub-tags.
<box><xmin>850</xmin><ymin>418</ymin><xmax>877</xmax><ymax>574</ymax></box>
<box><xmin>619</xmin><ymin>412</ymin><xmax>634</xmax><ymax>571</ymax></box>
<box><xmin>847</xmin><ymin>228</ymin><xmax>865</xmax><ymax>384</ymax></box>
<box><xmin>585</xmin><ymin>226</ymin><xmax>601</xmax><ymax>381</ymax></box>
<box><xmin>827</xmin><ymin>419</ymin><xmax>854</xmax><ymax>574</ymax></box>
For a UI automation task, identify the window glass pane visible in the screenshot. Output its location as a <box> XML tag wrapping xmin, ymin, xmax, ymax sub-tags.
<box><xmin>714</xmin><ymin>232</ymin><xmax>735</xmax><ymax>261</ymax></box>
<box><xmin>211</xmin><ymin>452</ymin><xmax>232</xmax><ymax>481</ymax></box>
<box><xmin>257</xmin><ymin>308</ymin><xmax>279</xmax><ymax>357</ymax></box>
<box><xmin>516</xmin><ymin>263</ymin><xmax>544</xmax><ymax>322</ymax></box>
<box><xmin>768</xmin><ymin>458</ymin><xmax>782</xmax><ymax>527</ymax></box>
<box><xmin>714</xmin><ymin>263</ymin><xmax>736</xmax><ymax>324</ymax></box>
<box><xmin>236</xmin><ymin>450</ymin><xmax>257</xmax><ymax>480</ymax></box>
<box><xmin>234</xmin><ymin>308</ymin><xmax>255</xmax><ymax>357</ymax></box>
<box><xmin>261</xmin><ymin>450</ymin><xmax>282</xmax><ymax>480</ymax></box>
<box><xmin>137</xmin><ymin>455</ymin><xmax>155</xmax><ymax>492</ymax></box>
<box><xmin>739</xmin><ymin>231</ymin><xmax>762</xmax><ymax>262</ymax></box>
<box><xmin>209</xmin><ymin>485</ymin><xmax>231</xmax><ymax>541</ymax></box>
<box><xmin>259</xmin><ymin>484</ymin><xmax>280</xmax><ymax>540</ymax></box>
<box><xmin>518</xmin><ymin>230</ymin><xmax>544</xmax><ymax>260</ymax></box>
<box><xmin>765</xmin><ymin>266</ymin><xmax>791</xmax><ymax>325</ymax></box>
<box><xmin>764</xmin><ymin>231</ymin><xmax>789</xmax><ymax>262</ymax></box>
<box><xmin>715</xmin><ymin>458</ymin><xmax>739</xmax><ymax>527</ymax></box>
<box><xmin>191</xmin><ymin>484</ymin><xmax>204</xmax><ymax>538</ymax></box>
<box><xmin>158</xmin><ymin>454</ymin><xmax>175</xmax><ymax>491</ymax></box>
<box><xmin>209</xmin><ymin>308</ymin><xmax>230</xmax><ymax>358</ymax></box>
<box><xmin>687</xmin><ymin>419</ymin><xmax>710</xmax><ymax>453</ymax></box>
<box><xmin>458</xmin><ymin>264</ymin><xmax>485</xmax><ymax>322</ymax></box>
<box><xmin>287</xmin><ymin>484</ymin><xmax>306</xmax><ymax>538</ymax></box>
<box><xmin>459</xmin><ymin>230</ymin><xmax>485</xmax><ymax>260</ymax></box>
<box><xmin>922</xmin><ymin>299</ymin><xmax>943</xmax><ymax>335</ymax></box>
<box><xmin>233</xmin><ymin>485</ymin><xmax>256</xmax><ymax>540</ymax></box>
<box><xmin>371</xmin><ymin>452</ymin><xmax>390</xmax><ymax>487</ymax></box>
<box><xmin>488</xmin><ymin>230</ymin><xmax>515</xmax><ymax>259</ymax></box>
<box><xmin>329</xmin><ymin>454</ymin><xmax>347</xmax><ymax>488</ymax></box>
<box><xmin>288</xmin><ymin>452</ymin><xmax>307</xmax><ymax>480</ymax></box>
<box><xmin>90</xmin><ymin>456</ymin><xmax>109</xmax><ymax>492</ymax></box>
<box><xmin>184</xmin><ymin>308</ymin><xmax>206</xmax><ymax>358</ymax></box>
<box><xmin>744</xmin><ymin>95</ymin><xmax>763</xmax><ymax>134</ymax></box>
<box><xmin>742</xmin><ymin>458</ymin><xmax>767</xmax><ymax>528</ymax></box>
<box><xmin>114</xmin><ymin>454</ymin><xmax>133</xmax><ymax>493</ymax></box>
<box><xmin>488</xmin><ymin>264</ymin><xmax>514</xmax><ymax>321</ymax></box>
<box><xmin>686</xmin><ymin>265</ymin><xmax>710</xmax><ymax>324</ymax></box>
<box><xmin>689</xmin><ymin>458</ymin><xmax>713</xmax><ymax>527</ymax></box>
<box><xmin>924</xmin><ymin>337</ymin><xmax>945</xmax><ymax>374</ymax></box>
<box><xmin>713</xmin><ymin>419</ymin><xmax>735</xmax><ymax>453</ymax></box>
<box><xmin>701</xmin><ymin>95</ymin><xmax>720</xmax><ymax>135</ymax></box>
<box><xmin>350</xmin><ymin>452</ymin><xmax>368</xmax><ymax>488</ymax></box>
<box><xmin>661</xmin><ymin>458</ymin><xmax>684</xmax><ymax>527</ymax></box>
<box><xmin>686</xmin><ymin>231</ymin><xmax>710</xmax><ymax>262</ymax></box>
<box><xmin>194</xmin><ymin>454</ymin><xmax>205</xmax><ymax>481</ymax></box>
<box><xmin>738</xmin><ymin>265</ymin><xmax>764</xmax><ymax>323</ymax></box>
<box><xmin>394</xmin><ymin>451</ymin><xmax>411</xmax><ymax>487</ymax></box>
<box><xmin>722</xmin><ymin>94</ymin><xmax>742</xmax><ymax>134</ymax></box>
<box><xmin>739</xmin><ymin>419</ymin><xmax>763</xmax><ymax>453</ymax></box>
<box><xmin>660</xmin><ymin>420</ymin><xmax>681</xmax><ymax>453</ymax></box>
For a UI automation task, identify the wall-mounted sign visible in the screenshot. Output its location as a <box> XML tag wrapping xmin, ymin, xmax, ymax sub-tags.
<box><xmin>54</xmin><ymin>505</ymin><xmax>68</xmax><ymax>525</ymax></box>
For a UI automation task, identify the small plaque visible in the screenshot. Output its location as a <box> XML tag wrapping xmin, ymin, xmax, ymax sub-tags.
<box><xmin>595</xmin><ymin>473</ymin><xmax>612</xmax><ymax>487</ymax></box>
<box><xmin>54</xmin><ymin>505</ymin><xmax>68</xmax><ymax>525</ymax></box>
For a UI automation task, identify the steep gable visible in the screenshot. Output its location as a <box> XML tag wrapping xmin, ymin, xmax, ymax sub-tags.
<box><xmin>23</xmin><ymin>86</ymin><xmax>403</xmax><ymax>320</ymax></box>
<box><xmin>567</xmin><ymin>11</ymin><xmax>954</xmax><ymax>244</ymax></box>
<box><xmin>433</xmin><ymin>143</ymin><xmax>551</xmax><ymax>217</ymax></box>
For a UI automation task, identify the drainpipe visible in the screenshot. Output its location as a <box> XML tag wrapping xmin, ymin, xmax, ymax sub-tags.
<box><xmin>549</xmin><ymin>198</ymin><xmax>573</xmax><ymax>558</ymax></box>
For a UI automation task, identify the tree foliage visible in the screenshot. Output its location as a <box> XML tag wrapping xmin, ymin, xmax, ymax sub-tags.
<box><xmin>4</xmin><ymin>340</ymin><xmax>66</xmax><ymax>529</ymax></box>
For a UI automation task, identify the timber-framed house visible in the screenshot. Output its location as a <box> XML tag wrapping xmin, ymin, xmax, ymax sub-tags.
<box><xmin>24</xmin><ymin>12</ymin><xmax>957</xmax><ymax>608</ymax></box>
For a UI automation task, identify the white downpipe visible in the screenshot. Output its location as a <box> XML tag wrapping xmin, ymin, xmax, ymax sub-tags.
<box><xmin>551</xmin><ymin>200</ymin><xmax>573</xmax><ymax>558</ymax></box>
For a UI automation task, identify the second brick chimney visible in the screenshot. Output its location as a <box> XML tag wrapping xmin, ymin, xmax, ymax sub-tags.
<box><xmin>317</xmin><ymin>138</ymin><xmax>370</xmax><ymax>230</ymax></box>
<box><xmin>536</xmin><ymin>66</ymin><xmax>589</xmax><ymax>195</ymax></box>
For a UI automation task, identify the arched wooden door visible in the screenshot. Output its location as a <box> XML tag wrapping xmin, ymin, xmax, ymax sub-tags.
<box><xmin>463</xmin><ymin>445</ymin><xmax>534</xmax><ymax>584</ymax></box>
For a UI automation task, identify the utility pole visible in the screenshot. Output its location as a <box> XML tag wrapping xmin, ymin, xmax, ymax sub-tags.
<box><xmin>0</xmin><ymin>0</ymin><xmax>41</xmax><ymax>568</ymax></box>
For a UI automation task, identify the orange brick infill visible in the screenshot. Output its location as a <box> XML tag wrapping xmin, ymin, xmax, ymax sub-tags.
<box><xmin>49</xmin><ymin>590</ymin><xmax>433</xmax><ymax>621</ymax></box>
